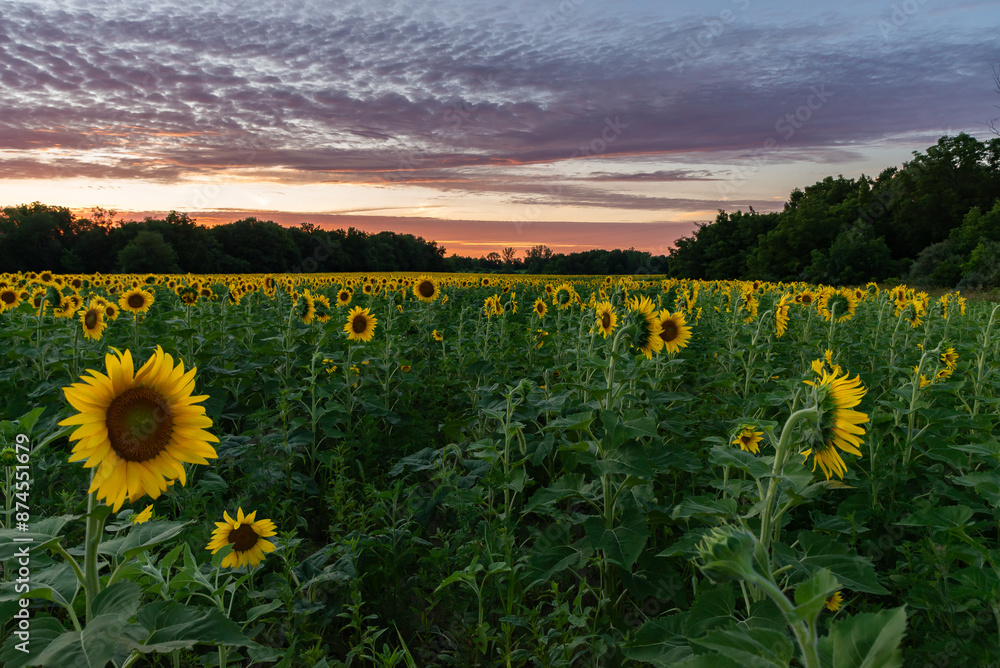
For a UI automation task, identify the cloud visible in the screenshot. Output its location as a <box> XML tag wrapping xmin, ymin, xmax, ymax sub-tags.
<box><xmin>0</xmin><ymin>0</ymin><xmax>995</xmax><ymax>190</ymax></box>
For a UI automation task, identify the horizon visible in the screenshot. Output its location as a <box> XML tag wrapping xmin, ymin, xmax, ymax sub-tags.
<box><xmin>2</xmin><ymin>0</ymin><xmax>998</xmax><ymax>257</ymax></box>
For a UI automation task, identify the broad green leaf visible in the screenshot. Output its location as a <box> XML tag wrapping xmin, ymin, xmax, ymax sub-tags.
<box><xmin>672</xmin><ymin>496</ymin><xmax>738</xmax><ymax>520</ymax></box>
<box><xmin>582</xmin><ymin>504</ymin><xmax>650</xmax><ymax>570</ymax></box>
<box><xmin>692</xmin><ymin>626</ymin><xmax>794</xmax><ymax>667</ymax></box>
<box><xmin>544</xmin><ymin>411</ymin><xmax>595</xmax><ymax>431</ymax></box>
<box><xmin>0</xmin><ymin>617</ymin><xmax>67</xmax><ymax>668</ymax></box>
<box><xmin>684</xmin><ymin>583</ymin><xmax>736</xmax><ymax>638</ymax></box>
<box><xmin>793</xmin><ymin>569</ymin><xmax>840</xmax><ymax>623</ymax></box>
<box><xmin>774</xmin><ymin>533</ymin><xmax>888</xmax><ymax>595</ymax></box>
<box><xmin>93</xmin><ymin>581</ymin><xmax>142</xmax><ymax>620</ymax></box>
<box><xmin>31</xmin><ymin>614</ymin><xmax>128</xmax><ymax>667</ymax></box>
<box><xmin>0</xmin><ymin>563</ymin><xmax>79</xmax><ymax>610</ymax></box>
<box><xmin>127</xmin><ymin>601</ymin><xmax>256</xmax><ymax>652</ymax></box>
<box><xmin>623</xmin><ymin>615</ymin><xmax>693</xmax><ymax>666</ymax></box>
<box><xmin>818</xmin><ymin>606</ymin><xmax>907</xmax><ymax>668</ymax></box>
<box><xmin>97</xmin><ymin>520</ymin><xmax>189</xmax><ymax>560</ymax></box>
<box><xmin>709</xmin><ymin>446</ymin><xmax>772</xmax><ymax>479</ymax></box>
<box><xmin>897</xmin><ymin>505</ymin><xmax>974</xmax><ymax>530</ymax></box>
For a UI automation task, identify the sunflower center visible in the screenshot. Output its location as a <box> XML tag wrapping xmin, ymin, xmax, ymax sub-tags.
<box><xmin>352</xmin><ymin>314</ymin><xmax>368</xmax><ymax>334</ymax></box>
<box><xmin>127</xmin><ymin>294</ymin><xmax>145</xmax><ymax>309</ymax></box>
<box><xmin>1</xmin><ymin>291</ymin><xmax>15</xmax><ymax>304</ymax></box>
<box><xmin>418</xmin><ymin>281</ymin><xmax>435</xmax><ymax>298</ymax></box>
<box><xmin>229</xmin><ymin>524</ymin><xmax>259</xmax><ymax>552</ymax></box>
<box><xmin>84</xmin><ymin>310</ymin><xmax>99</xmax><ymax>329</ymax></box>
<box><xmin>660</xmin><ymin>319</ymin><xmax>679</xmax><ymax>341</ymax></box>
<box><xmin>601</xmin><ymin>312</ymin><xmax>611</xmax><ymax>329</ymax></box>
<box><xmin>105</xmin><ymin>387</ymin><xmax>174</xmax><ymax>462</ymax></box>
<box><xmin>801</xmin><ymin>294</ymin><xmax>813</xmax><ymax>304</ymax></box>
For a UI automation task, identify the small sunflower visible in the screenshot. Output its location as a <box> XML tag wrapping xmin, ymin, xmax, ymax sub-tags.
<box><xmin>79</xmin><ymin>301</ymin><xmax>107</xmax><ymax>341</ymax></box>
<box><xmin>595</xmin><ymin>301</ymin><xmax>617</xmax><ymax>338</ymax></box>
<box><xmin>206</xmin><ymin>507</ymin><xmax>278</xmax><ymax>568</ymax></box>
<box><xmin>800</xmin><ymin>367</ymin><xmax>868</xmax><ymax>480</ymax></box>
<box><xmin>941</xmin><ymin>347</ymin><xmax>958</xmax><ymax>369</ymax></box>
<box><xmin>656</xmin><ymin>309</ymin><xmax>692</xmax><ymax>354</ymax></box>
<box><xmin>432</xmin><ymin>329</ymin><xmax>443</xmax><ymax>341</ymax></box>
<box><xmin>825</xmin><ymin>591</ymin><xmax>844</xmax><ymax>612</ymax></box>
<box><xmin>336</xmin><ymin>288</ymin><xmax>352</xmax><ymax>307</ymax></box>
<box><xmin>732</xmin><ymin>426</ymin><xmax>763</xmax><ymax>455</ymax></box>
<box><xmin>58</xmin><ymin>347</ymin><xmax>219</xmax><ymax>511</ymax></box>
<box><xmin>344</xmin><ymin>306</ymin><xmax>377</xmax><ymax>342</ymax></box>
<box><xmin>533</xmin><ymin>298</ymin><xmax>548</xmax><ymax>318</ymax></box>
<box><xmin>119</xmin><ymin>288</ymin><xmax>154</xmax><ymax>314</ymax></box>
<box><xmin>414</xmin><ymin>276</ymin><xmax>439</xmax><ymax>302</ymax></box>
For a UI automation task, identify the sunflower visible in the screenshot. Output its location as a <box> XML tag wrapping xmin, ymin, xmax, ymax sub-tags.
<box><xmin>626</xmin><ymin>295</ymin><xmax>663</xmax><ymax>359</ymax></box>
<box><xmin>432</xmin><ymin>329</ymin><xmax>443</xmax><ymax>341</ymax></box>
<box><xmin>313</xmin><ymin>295</ymin><xmax>332</xmax><ymax>323</ymax></box>
<box><xmin>362</xmin><ymin>282</ymin><xmax>374</xmax><ymax>296</ymax></box>
<box><xmin>104</xmin><ymin>302</ymin><xmax>120</xmax><ymax>320</ymax></box>
<box><xmin>595</xmin><ymin>301</ymin><xmax>617</xmax><ymax>338</ymax></box>
<box><xmin>732</xmin><ymin>426</ymin><xmax>763</xmax><ymax>454</ymax></box>
<box><xmin>533</xmin><ymin>298</ymin><xmax>547</xmax><ymax>318</ymax></box>
<box><xmin>818</xmin><ymin>289</ymin><xmax>857</xmax><ymax>323</ymax></box>
<box><xmin>120</xmin><ymin>288</ymin><xmax>154</xmax><ymax>314</ymax></box>
<box><xmin>336</xmin><ymin>288</ymin><xmax>352</xmax><ymax>307</ymax></box>
<box><xmin>79</xmin><ymin>301</ymin><xmax>107</xmax><ymax>341</ymax></box>
<box><xmin>296</xmin><ymin>291</ymin><xmax>316</xmax><ymax>324</ymax></box>
<box><xmin>552</xmin><ymin>283</ymin><xmax>574</xmax><ymax>310</ymax></box>
<box><xmin>775</xmin><ymin>293</ymin><xmax>793</xmax><ymax>337</ymax></box>
<box><xmin>58</xmin><ymin>347</ymin><xmax>219</xmax><ymax>511</ymax></box>
<box><xmin>800</xmin><ymin>367</ymin><xmax>868</xmax><ymax>480</ymax></box>
<box><xmin>178</xmin><ymin>287</ymin><xmax>199</xmax><ymax>306</ymax></box>
<box><xmin>941</xmin><ymin>347</ymin><xmax>959</xmax><ymax>369</ymax></box>
<box><xmin>0</xmin><ymin>286</ymin><xmax>20</xmax><ymax>311</ymax></box>
<box><xmin>825</xmin><ymin>591</ymin><xmax>844</xmax><ymax>612</ymax></box>
<box><xmin>206</xmin><ymin>507</ymin><xmax>278</xmax><ymax>568</ymax></box>
<box><xmin>344</xmin><ymin>306</ymin><xmax>377</xmax><ymax>342</ymax></box>
<box><xmin>414</xmin><ymin>276</ymin><xmax>439</xmax><ymax>302</ymax></box>
<box><xmin>656</xmin><ymin>309</ymin><xmax>692</xmax><ymax>354</ymax></box>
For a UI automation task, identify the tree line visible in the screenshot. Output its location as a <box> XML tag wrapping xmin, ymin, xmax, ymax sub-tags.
<box><xmin>666</xmin><ymin>133</ymin><xmax>1000</xmax><ymax>288</ymax></box>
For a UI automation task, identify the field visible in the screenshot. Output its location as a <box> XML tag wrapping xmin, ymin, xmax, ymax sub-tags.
<box><xmin>0</xmin><ymin>272</ymin><xmax>997</xmax><ymax>667</ymax></box>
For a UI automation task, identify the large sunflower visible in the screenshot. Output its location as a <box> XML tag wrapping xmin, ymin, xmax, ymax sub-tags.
<box><xmin>800</xmin><ymin>368</ymin><xmax>868</xmax><ymax>480</ymax></box>
<box><xmin>58</xmin><ymin>347</ymin><xmax>219</xmax><ymax>511</ymax></box>
<box><xmin>595</xmin><ymin>301</ymin><xmax>617</xmax><ymax>338</ymax></box>
<box><xmin>656</xmin><ymin>309</ymin><xmax>692</xmax><ymax>354</ymax></box>
<box><xmin>0</xmin><ymin>286</ymin><xmax>20</xmax><ymax>312</ymax></box>
<box><xmin>206</xmin><ymin>507</ymin><xmax>278</xmax><ymax>568</ymax></box>
<box><xmin>79</xmin><ymin>301</ymin><xmax>107</xmax><ymax>341</ymax></box>
<box><xmin>119</xmin><ymin>288</ymin><xmax>154</xmax><ymax>314</ymax></box>
<box><xmin>414</xmin><ymin>276</ymin><xmax>439</xmax><ymax>302</ymax></box>
<box><xmin>344</xmin><ymin>306</ymin><xmax>377</xmax><ymax>342</ymax></box>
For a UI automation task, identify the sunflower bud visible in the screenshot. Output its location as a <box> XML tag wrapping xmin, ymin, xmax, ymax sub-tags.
<box><xmin>696</xmin><ymin>526</ymin><xmax>760</xmax><ymax>583</ymax></box>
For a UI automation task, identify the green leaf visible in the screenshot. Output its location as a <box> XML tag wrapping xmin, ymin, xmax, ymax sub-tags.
<box><xmin>623</xmin><ymin>615</ymin><xmax>693</xmax><ymax>666</ymax></box>
<box><xmin>692</xmin><ymin>627</ymin><xmax>794</xmax><ymax>667</ymax></box>
<box><xmin>0</xmin><ymin>563</ymin><xmax>79</xmax><ymax>610</ymax></box>
<box><xmin>126</xmin><ymin>601</ymin><xmax>257</xmax><ymax>653</ymax></box>
<box><xmin>793</xmin><ymin>569</ymin><xmax>840</xmax><ymax>623</ymax></box>
<box><xmin>774</xmin><ymin>533</ymin><xmax>888</xmax><ymax>595</ymax></box>
<box><xmin>544</xmin><ymin>411</ymin><xmax>595</xmax><ymax>431</ymax></box>
<box><xmin>31</xmin><ymin>614</ymin><xmax>128</xmax><ymax>667</ymax></box>
<box><xmin>93</xmin><ymin>581</ymin><xmax>142</xmax><ymax>619</ymax></box>
<box><xmin>818</xmin><ymin>606</ymin><xmax>907</xmax><ymax>668</ymax></box>
<box><xmin>582</xmin><ymin>505</ymin><xmax>650</xmax><ymax>570</ymax></box>
<box><xmin>0</xmin><ymin>617</ymin><xmax>67</xmax><ymax>667</ymax></box>
<box><xmin>672</xmin><ymin>496</ymin><xmax>739</xmax><ymax>520</ymax></box>
<box><xmin>97</xmin><ymin>521</ymin><xmax>190</xmax><ymax>560</ymax></box>
<box><xmin>898</xmin><ymin>505</ymin><xmax>974</xmax><ymax>530</ymax></box>
<box><xmin>684</xmin><ymin>584</ymin><xmax>735</xmax><ymax>638</ymax></box>
<box><xmin>708</xmin><ymin>446</ymin><xmax>772</xmax><ymax>479</ymax></box>
<box><xmin>245</xmin><ymin>600</ymin><xmax>283</xmax><ymax>623</ymax></box>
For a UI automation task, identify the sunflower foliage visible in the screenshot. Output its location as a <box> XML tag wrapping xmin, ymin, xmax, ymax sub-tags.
<box><xmin>0</xmin><ymin>272</ymin><xmax>995</xmax><ymax>666</ymax></box>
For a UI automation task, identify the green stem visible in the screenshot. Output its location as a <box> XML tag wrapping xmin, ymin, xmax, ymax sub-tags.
<box><xmin>759</xmin><ymin>407</ymin><xmax>819</xmax><ymax>553</ymax></box>
<box><xmin>83</xmin><ymin>491</ymin><xmax>105</xmax><ymax>623</ymax></box>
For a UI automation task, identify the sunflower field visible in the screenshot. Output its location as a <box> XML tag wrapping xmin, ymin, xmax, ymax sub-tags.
<box><xmin>0</xmin><ymin>271</ymin><xmax>997</xmax><ymax>667</ymax></box>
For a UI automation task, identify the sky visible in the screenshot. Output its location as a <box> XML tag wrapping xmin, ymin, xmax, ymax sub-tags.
<box><xmin>1</xmin><ymin>0</ymin><xmax>998</xmax><ymax>256</ymax></box>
